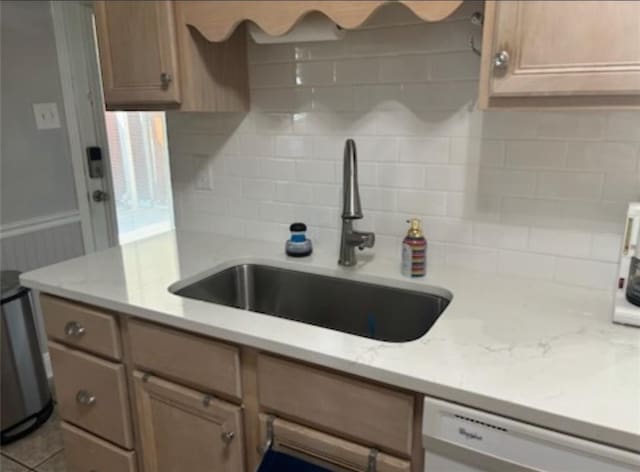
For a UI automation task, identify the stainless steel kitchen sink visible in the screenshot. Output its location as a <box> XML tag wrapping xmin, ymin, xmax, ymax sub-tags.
<box><xmin>173</xmin><ymin>264</ymin><xmax>450</xmax><ymax>343</ymax></box>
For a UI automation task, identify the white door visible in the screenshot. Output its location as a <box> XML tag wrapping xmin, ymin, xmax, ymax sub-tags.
<box><xmin>51</xmin><ymin>0</ymin><xmax>117</xmax><ymax>252</ymax></box>
<box><xmin>51</xmin><ymin>1</ymin><xmax>174</xmax><ymax>250</ymax></box>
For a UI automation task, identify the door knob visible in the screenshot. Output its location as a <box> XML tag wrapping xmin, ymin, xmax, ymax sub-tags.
<box><xmin>221</xmin><ymin>431</ymin><xmax>235</xmax><ymax>444</ymax></box>
<box><xmin>92</xmin><ymin>190</ymin><xmax>109</xmax><ymax>202</ymax></box>
<box><xmin>494</xmin><ymin>50</ymin><xmax>510</xmax><ymax>70</ymax></box>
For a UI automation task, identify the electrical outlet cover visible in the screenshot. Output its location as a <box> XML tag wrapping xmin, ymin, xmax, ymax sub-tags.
<box><xmin>33</xmin><ymin>102</ymin><xmax>61</xmax><ymax>130</ymax></box>
<box><xmin>193</xmin><ymin>154</ymin><xmax>213</xmax><ymax>191</ymax></box>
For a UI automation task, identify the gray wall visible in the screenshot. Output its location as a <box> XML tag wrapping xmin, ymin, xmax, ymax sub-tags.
<box><xmin>1</xmin><ymin>0</ymin><xmax>78</xmax><ymax>225</ymax></box>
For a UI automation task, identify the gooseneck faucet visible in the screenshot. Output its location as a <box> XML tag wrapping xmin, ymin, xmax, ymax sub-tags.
<box><xmin>338</xmin><ymin>139</ymin><xmax>375</xmax><ymax>266</ymax></box>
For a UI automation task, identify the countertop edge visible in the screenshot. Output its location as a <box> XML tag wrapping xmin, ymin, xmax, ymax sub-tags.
<box><xmin>22</xmin><ymin>277</ymin><xmax>640</xmax><ymax>454</ymax></box>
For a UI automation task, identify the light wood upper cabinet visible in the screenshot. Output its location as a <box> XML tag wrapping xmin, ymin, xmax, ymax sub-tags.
<box><xmin>479</xmin><ymin>1</ymin><xmax>640</xmax><ymax>108</ymax></box>
<box><xmin>94</xmin><ymin>1</ymin><xmax>181</xmax><ymax>107</ymax></box>
<box><xmin>93</xmin><ymin>1</ymin><xmax>249</xmax><ymax>112</ymax></box>
<box><xmin>133</xmin><ymin>371</ymin><xmax>245</xmax><ymax>472</ymax></box>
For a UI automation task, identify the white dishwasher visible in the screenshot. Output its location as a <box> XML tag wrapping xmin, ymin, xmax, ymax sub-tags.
<box><xmin>422</xmin><ymin>397</ymin><xmax>640</xmax><ymax>472</ymax></box>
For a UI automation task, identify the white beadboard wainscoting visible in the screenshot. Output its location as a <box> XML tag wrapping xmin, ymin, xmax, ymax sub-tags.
<box><xmin>167</xmin><ymin>4</ymin><xmax>640</xmax><ymax>291</ymax></box>
<box><xmin>1</xmin><ymin>211</ymin><xmax>85</xmax><ymax>360</ymax></box>
<box><xmin>0</xmin><ymin>211</ymin><xmax>85</xmax><ymax>272</ymax></box>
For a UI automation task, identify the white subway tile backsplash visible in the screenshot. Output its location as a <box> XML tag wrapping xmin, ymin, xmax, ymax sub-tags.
<box><xmin>377</xmin><ymin>164</ymin><xmax>425</xmax><ymax>188</ymax></box>
<box><xmin>445</xmin><ymin>245</ymin><xmax>498</xmax><ymax>273</ymax></box>
<box><xmin>236</xmin><ymin>135</ymin><xmax>274</xmax><ymax>156</ymax></box>
<box><xmin>606</xmin><ymin>112</ymin><xmax>640</xmax><ymax>141</ymax></box>
<box><xmin>334</xmin><ymin>58</ymin><xmax>379</xmax><ymax>84</ymax></box>
<box><xmin>312</xmin><ymin>86</ymin><xmax>354</xmax><ymax>112</ymax></box>
<box><xmin>554</xmin><ymin>258</ymin><xmax>617</xmax><ymax>290</ymax></box>
<box><xmin>396</xmin><ymin>190</ymin><xmax>447</xmax><ymax>216</ymax></box>
<box><xmin>590</xmin><ymin>233</ymin><xmax>622</xmax><ymax>263</ymax></box>
<box><xmin>473</xmin><ymin>223</ymin><xmax>529</xmax><ymax>250</ymax></box>
<box><xmin>528</xmin><ymin>228</ymin><xmax>592</xmax><ymax>258</ymax></box>
<box><xmin>497</xmin><ymin>250</ymin><xmax>555</xmax><ymax>281</ymax></box>
<box><xmin>295</xmin><ymin>62</ymin><xmax>334</xmax><ymax>86</ymax></box>
<box><xmin>378</xmin><ymin>55</ymin><xmax>429</xmax><ymax>83</ymax></box>
<box><xmin>249</xmin><ymin>63</ymin><xmax>296</xmax><ymax>88</ymax></box>
<box><xmin>260</xmin><ymin>201</ymin><xmax>296</xmax><ymax>223</ymax></box>
<box><xmin>537</xmin><ymin>112</ymin><xmax>607</xmax><ymax>140</ymax></box>
<box><xmin>170</xmin><ymin>19</ymin><xmax>640</xmax><ymax>291</ymax></box>
<box><xmin>566</xmin><ymin>142</ymin><xmax>638</xmax><ymax>173</ymax></box>
<box><xmin>428</xmin><ymin>51</ymin><xmax>480</xmax><ymax>81</ymax></box>
<box><xmin>425</xmin><ymin>165</ymin><xmax>471</xmax><ymax>191</ymax></box>
<box><xmin>536</xmin><ymin>172</ymin><xmax>603</xmax><ymax>200</ymax></box>
<box><xmin>505</xmin><ymin>140</ymin><xmax>567</xmax><ymax>169</ymax></box>
<box><xmin>274</xmin><ymin>135</ymin><xmax>313</xmax><ymax>158</ymax></box>
<box><xmin>450</xmin><ymin>138</ymin><xmax>504</xmax><ymax>166</ymax></box>
<box><xmin>398</xmin><ymin>138</ymin><xmax>449</xmax><ymax>163</ymax></box>
<box><xmin>478</xmin><ymin>169</ymin><xmax>537</xmax><ymax>196</ymax></box>
<box><xmin>602</xmin><ymin>172</ymin><xmax>640</xmax><ymax>201</ymax></box>
<box><xmin>275</xmin><ymin>182</ymin><xmax>313</xmax><ymax>204</ymax></box>
<box><xmin>353</xmin><ymin>85</ymin><xmax>404</xmax><ymax>111</ymax></box>
<box><xmin>295</xmin><ymin>160</ymin><xmax>336</xmax><ymax>183</ymax></box>
<box><xmin>259</xmin><ymin>159</ymin><xmax>297</xmax><ymax>180</ymax></box>
<box><xmin>242</xmin><ymin>179</ymin><xmax>276</xmax><ymax>200</ymax></box>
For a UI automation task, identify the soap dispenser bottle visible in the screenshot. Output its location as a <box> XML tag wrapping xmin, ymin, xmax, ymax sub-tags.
<box><xmin>402</xmin><ymin>218</ymin><xmax>427</xmax><ymax>277</ymax></box>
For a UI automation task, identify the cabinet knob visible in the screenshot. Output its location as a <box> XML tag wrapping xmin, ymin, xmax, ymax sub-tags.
<box><xmin>221</xmin><ymin>431</ymin><xmax>235</xmax><ymax>444</ymax></box>
<box><xmin>494</xmin><ymin>50</ymin><xmax>510</xmax><ymax>70</ymax></box>
<box><xmin>64</xmin><ymin>321</ymin><xmax>86</xmax><ymax>338</ymax></box>
<box><xmin>160</xmin><ymin>72</ymin><xmax>172</xmax><ymax>89</ymax></box>
<box><xmin>76</xmin><ymin>389</ymin><xmax>96</xmax><ymax>406</ymax></box>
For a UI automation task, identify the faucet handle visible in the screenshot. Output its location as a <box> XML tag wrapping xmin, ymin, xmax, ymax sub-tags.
<box><xmin>358</xmin><ymin>232</ymin><xmax>375</xmax><ymax>250</ymax></box>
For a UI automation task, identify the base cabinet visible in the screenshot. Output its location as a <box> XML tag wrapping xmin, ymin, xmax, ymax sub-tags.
<box><xmin>132</xmin><ymin>371</ymin><xmax>245</xmax><ymax>472</ymax></box>
<box><xmin>43</xmin><ymin>297</ymin><xmax>423</xmax><ymax>472</ymax></box>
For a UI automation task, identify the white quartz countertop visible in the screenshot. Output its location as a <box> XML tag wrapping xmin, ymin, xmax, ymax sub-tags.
<box><xmin>21</xmin><ymin>231</ymin><xmax>640</xmax><ymax>452</ymax></box>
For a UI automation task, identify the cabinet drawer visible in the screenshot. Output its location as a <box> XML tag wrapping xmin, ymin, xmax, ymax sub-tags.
<box><xmin>49</xmin><ymin>342</ymin><xmax>133</xmax><ymax>448</ymax></box>
<box><xmin>127</xmin><ymin>319</ymin><xmax>242</xmax><ymax>400</ymax></box>
<box><xmin>257</xmin><ymin>354</ymin><xmax>415</xmax><ymax>457</ymax></box>
<box><xmin>258</xmin><ymin>415</ymin><xmax>410</xmax><ymax>472</ymax></box>
<box><xmin>61</xmin><ymin>422</ymin><xmax>137</xmax><ymax>472</ymax></box>
<box><xmin>41</xmin><ymin>295</ymin><xmax>122</xmax><ymax>360</ymax></box>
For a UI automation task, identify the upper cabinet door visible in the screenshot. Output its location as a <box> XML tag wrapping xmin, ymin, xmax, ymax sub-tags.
<box><xmin>480</xmin><ymin>1</ymin><xmax>640</xmax><ymax>107</ymax></box>
<box><xmin>94</xmin><ymin>1</ymin><xmax>181</xmax><ymax>108</ymax></box>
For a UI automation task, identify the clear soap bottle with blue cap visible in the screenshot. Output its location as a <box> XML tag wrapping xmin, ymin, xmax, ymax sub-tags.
<box><xmin>285</xmin><ymin>222</ymin><xmax>312</xmax><ymax>257</ymax></box>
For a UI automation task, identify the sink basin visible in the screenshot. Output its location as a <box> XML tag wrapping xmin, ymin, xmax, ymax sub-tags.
<box><xmin>173</xmin><ymin>264</ymin><xmax>450</xmax><ymax>343</ymax></box>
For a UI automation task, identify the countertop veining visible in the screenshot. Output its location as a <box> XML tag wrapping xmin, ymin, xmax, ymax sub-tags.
<box><xmin>20</xmin><ymin>231</ymin><xmax>640</xmax><ymax>452</ymax></box>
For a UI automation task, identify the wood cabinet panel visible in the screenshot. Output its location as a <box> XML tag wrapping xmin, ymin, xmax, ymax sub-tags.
<box><xmin>94</xmin><ymin>0</ymin><xmax>181</xmax><ymax>107</ymax></box>
<box><xmin>257</xmin><ymin>354</ymin><xmax>415</xmax><ymax>457</ymax></box>
<box><xmin>41</xmin><ymin>294</ymin><xmax>122</xmax><ymax>360</ymax></box>
<box><xmin>480</xmin><ymin>0</ymin><xmax>640</xmax><ymax>108</ymax></box>
<box><xmin>61</xmin><ymin>422</ymin><xmax>137</xmax><ymax>472</ymax></box>
<box><xmin>258</xmin><ymin>414</ymin><xmax>411</xmax><ymax>472</ymax></box>
<box><xmin>133</xmin><ymin>371</ymin><xmax>245</xmax><ymax>472</ymax></box>
<box><xmin>49</xmin><ymin>342</ymin><xmax>133</xmax><ymax>449</ymax></box>
<box><xmin>127</xmin><ymin>318</ymin><xmax>242</xmax><ymax>400</ymax></box>
<box><xmin>179</xmin><ymin>1</ymin><xmax>462</xmax><ymax>42</ymax></box>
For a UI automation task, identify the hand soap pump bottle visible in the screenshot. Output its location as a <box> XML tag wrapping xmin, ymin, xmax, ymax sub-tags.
<box><xmin>402</xmin><ymin>218</ymin><xmax>427</xmax><ymax>277</ymax></box>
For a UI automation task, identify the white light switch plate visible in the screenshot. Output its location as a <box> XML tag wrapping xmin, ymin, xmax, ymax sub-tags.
<box><xmin>33</xmin><ymin>102</ymin><xmax>61</xmax><ymax>130</ymax></box>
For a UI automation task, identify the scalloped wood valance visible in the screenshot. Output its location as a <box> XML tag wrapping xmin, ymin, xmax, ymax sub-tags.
<box><xmin>178</xmin><ymin>1</ymin><xmax>464</xmax><ymax>42</ymax></box>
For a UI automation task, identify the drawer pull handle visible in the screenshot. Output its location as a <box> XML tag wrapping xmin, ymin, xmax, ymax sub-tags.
<box><xmin>221</xmin><ymin>431</ymin><xmax>235</xmax><ymax>444</ymax></box>
<box><xmin>64</xmin><ymin>321</ymin><xmax>86</xmax><ymax>338</ymax></box>
<box><xmin>76</xmin><ymin>389</ymin><xmax>96</xmax><ymax>406</ymax></box>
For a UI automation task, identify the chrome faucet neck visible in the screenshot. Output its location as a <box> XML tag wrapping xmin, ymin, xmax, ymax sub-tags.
<box><xmin>338</xmin><ymin>139</ymin><xmax>375</xmax><ymax>267</ymax></box>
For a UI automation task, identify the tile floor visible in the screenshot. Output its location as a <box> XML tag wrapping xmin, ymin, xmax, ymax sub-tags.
<box><xmin>1</xmin><ymin>409</ymin><xmax>67</xmax><ymax>472</ymax></box>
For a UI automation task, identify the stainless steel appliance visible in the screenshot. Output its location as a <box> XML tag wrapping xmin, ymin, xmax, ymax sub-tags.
<box><xmin>1</xmin><ymin>270</ymin><xmax>53</xmax><ymax>444</ymax></box>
